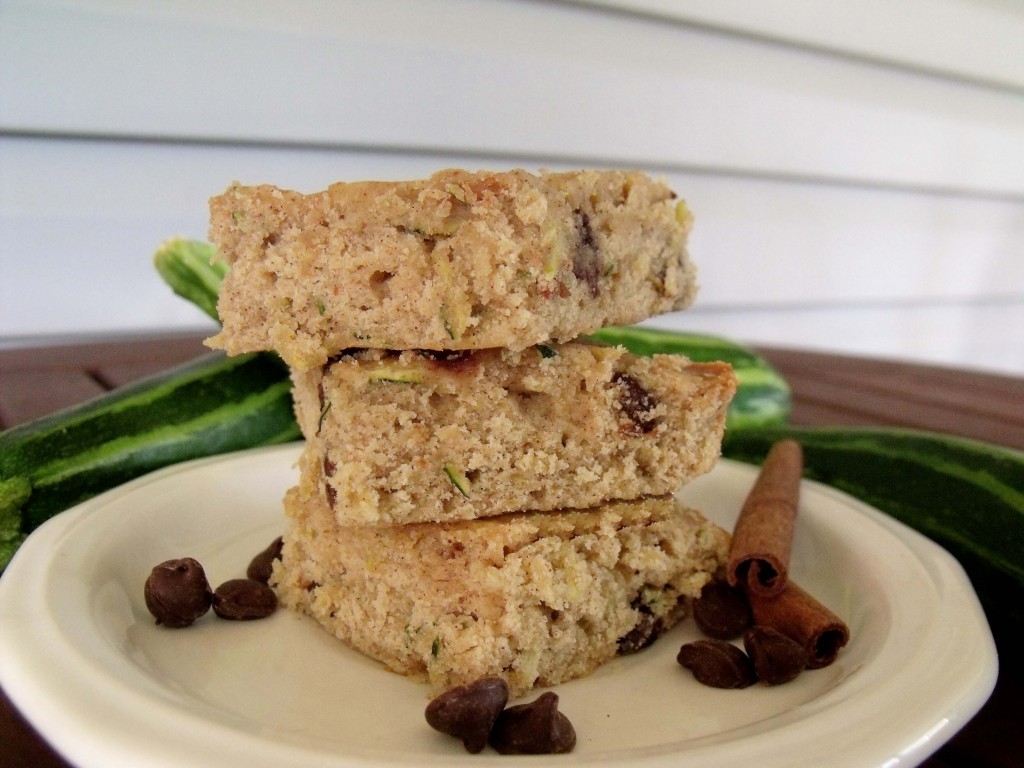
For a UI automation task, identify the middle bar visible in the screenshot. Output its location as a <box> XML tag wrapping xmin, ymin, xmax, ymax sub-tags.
<box><xmin>291</xmin><ymin>340</ymin><xmax>737</xmax><ymax>525</ymax></box>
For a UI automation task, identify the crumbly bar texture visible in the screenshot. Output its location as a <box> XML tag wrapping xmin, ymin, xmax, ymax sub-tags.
<box><xmin>272</xmin><ymin>483</ymin><xmax>730</xmax><ymax>698</ymax></box>
<box><xmin>291</xmin><ymin>342</ymin><xmax>736</xmax><ymax>525</ymax></box>
<box><xmin>207</xmin><ymin>169</ymin><xmax>698</xmax><ymax>370</ymax></box>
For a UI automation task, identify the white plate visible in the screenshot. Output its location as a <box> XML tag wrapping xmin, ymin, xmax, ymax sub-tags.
<box><xmin>0</xmin><ymin>444</ymin><xmax>997</xmax><ymax>768</ymax></box>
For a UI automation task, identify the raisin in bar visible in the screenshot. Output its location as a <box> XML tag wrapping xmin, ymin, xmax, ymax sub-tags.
<box><xmin>207</xmin><ymin>169</ymin><xmax>698</xmax><ymax>370</ymax></box>
<box><xmin>290</xmin><ymin>342</ymin><xmax>736</xmax><ymax>525</ymax></box>
<box><xmin>271</xmin><ymin>482</ymin><xmax>730</xmax><ymax>699</ymax></box>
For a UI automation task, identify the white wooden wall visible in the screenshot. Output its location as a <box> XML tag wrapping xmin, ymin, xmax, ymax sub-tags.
<box><xmin>2</xmin><ymin>0</ymin><xmax>1023</xmax><ymax>374</ymax></box>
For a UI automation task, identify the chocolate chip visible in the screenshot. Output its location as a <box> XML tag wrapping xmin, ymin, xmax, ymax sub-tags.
<box><xmin>246</xmin><ymin>536</ymin><xmax>284</xmax><ymax>584</ymax></box>
<box><xmin>617</xmin><ymin>597</ymin><xmax>665</xmax><ymax>655</ymax></box>
<box><xmin>323</xmin><ymin>456</ymin><xmax>338</xmax><ymax>507</ymax></box>
<box><xmin>572</xmin><ymin>209</ymin><xmax>601</xmax><ymax>298</ymax></box>
<box><xmin>612</xmin><ymin>373</ymin><xmax>660</xmax><ymax>434</ymax></box>
<box><xmin>144</xmin><ymin>557</ymin><xmax>213</xmax><ymax>628</ymax></box>
<box><xmin>489</xmin><ymin>692</ymin><xmax>576</xmax><ymax>755</ymax></box>
<box><xmin>693</xmin><ymin>580</ymin><xmax>753</xmax><ymax>639</ymax></box>
<box><xmin>677</xmin><ymin>639</ymin><xmax>756</xmax><ymax>688</ymax></box>
<box><xmin>617</xmin><ymin>611</ymin><xmax>664</xmax><ymax>655</ymax></box>
<box><xmin>212</xmin><ymin>578</ymin><xmax>278</xmax><ymax>621</ymax></box>
<box><xmin>425</xmin><ymin>677</ymin><xmax>509</xmax><ymax>753</ymax></box>
<box><xmin>417</xmin><ymin>349</ymin><xmax>478</xmax><ymax>375</ymax></box>
<box><xmin>417</xmin><ymin>349</ymin><xmax>471</xmax><ymax>363</ymax></box>
<box><xmin>743</xmin><ymin>626</ymin><xmax>807</xmax><ymax>685</ymax></box>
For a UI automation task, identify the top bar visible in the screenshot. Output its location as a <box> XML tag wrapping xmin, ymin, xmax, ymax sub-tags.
<box><xmin>206</xmin><ymin>169</ymin><xmax>698</xmax><ymax>370</ymax></box>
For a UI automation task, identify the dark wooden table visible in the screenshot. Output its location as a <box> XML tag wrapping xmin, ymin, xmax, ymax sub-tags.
<box><xmin>1</xmin><ymin>333</ymin><xmax>1021</xmax><ymax>768</ymax></box>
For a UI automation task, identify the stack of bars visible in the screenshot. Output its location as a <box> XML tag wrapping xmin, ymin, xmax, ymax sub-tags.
<box><xmin>207</xmin><ymin>169</ymin><xmax>738</xmax><ymax>698</ymax></box>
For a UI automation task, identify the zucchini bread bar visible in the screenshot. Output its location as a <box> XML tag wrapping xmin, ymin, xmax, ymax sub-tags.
<box><xmin>207</xmin><ymin>169</ymin><xmax>698</xmax><ymax>370</ymax></box>
<box><xmin>272</xmin><ymin>483</ymin><xmax>730</xmax><ymax>698</ymax></box>
<box><xmin>291</xmin><ymin>342</ymin><xmax>736</xmax><ymax>525</ymax></box>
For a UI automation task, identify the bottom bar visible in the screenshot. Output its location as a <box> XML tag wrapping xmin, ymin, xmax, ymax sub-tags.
<box><xmin>272</xmin><ymin>482</ymin><xmax>729</xmax><ymax>699</ymax></box>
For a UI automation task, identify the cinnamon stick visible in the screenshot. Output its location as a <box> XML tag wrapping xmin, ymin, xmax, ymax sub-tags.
<box><xmin>747</xmin><ymin>581</ymin><xmax>850</xmax><ymax>669</ymax></box>
<box><xmin>727</xmin><ymin>439</ymin><xmax>803</xmax><ymax>597</ymax></box>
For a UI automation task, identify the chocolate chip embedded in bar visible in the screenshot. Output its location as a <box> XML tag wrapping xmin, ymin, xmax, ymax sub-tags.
<box><xmin>571</xmin><ymin>209</ymin><xmax>601</xmax><ymax>297</ymax></box>
<box><xmin>613</xmin><ymin>372</ymin><xmax>661</xmax><ymax>435</ymax></box>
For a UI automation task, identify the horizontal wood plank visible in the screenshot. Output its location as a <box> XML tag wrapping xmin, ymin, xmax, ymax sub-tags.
<box><xmin>0</xmin><ymin>370</ymin><xmax>106</xmax><ymax>428</ymax></box>
<box><xmin>0</xmin><ymin>333</ymin><xmax>208</xmax><ymax>375</ymax></box>
<box><xmin>757</xmin><ymin>346</ymin><xmax>1024</xmax><ymax>450</ymax></box>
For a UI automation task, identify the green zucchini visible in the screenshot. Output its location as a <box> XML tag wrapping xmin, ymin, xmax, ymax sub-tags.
<box><xmin>588</xmin><ymin>325</ymin><xmax>791</xmax><ymax>431</ymax></box>
<box><xmin>153</xmin><ymin>238</ymin><xmax>225</xmax><ymax>322</ymax></box>
<box><xmin>443</xmin><ymin>463</ymin><xmax>472</xmax><ymax>498</ymax></box>
<box><xmin>0</xmin><ymin>351</ymin><xmax>300</xmax><ymax>566</ymax></box>
<box><xmin>723</xmin><ymin>426</ymin><xmax>1024</xmax><ymax>641</ymax></box>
